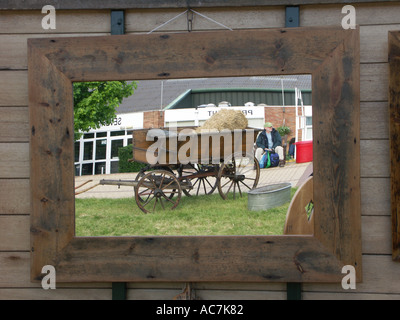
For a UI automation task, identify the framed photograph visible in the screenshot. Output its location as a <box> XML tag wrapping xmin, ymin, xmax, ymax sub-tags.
<box><xmin>29</xmin><ymin>27</ymin><xmax>361</xmax><ymax>282</ymax></box>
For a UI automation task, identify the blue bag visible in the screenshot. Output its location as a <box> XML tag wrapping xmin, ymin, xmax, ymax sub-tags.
<box><xmin>259</xmin><ymin>152</ymin><xmax>270</xmax><ymax>169</ymax></box>
<box><xmin>269</xmin><ymin>152</ymin><xmax>280</xmax><ymax>167</ymax></box>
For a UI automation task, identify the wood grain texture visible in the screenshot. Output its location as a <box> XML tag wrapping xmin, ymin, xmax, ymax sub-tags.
<box><xmin>0</xmin><ymin>107</ymin><xmax>29</xmax><ymax>142</ymax></box>
<box><xmin>125</xmin><ymin>7</ymin><xmax>285</xmax><ymax>33</ymax></box>
<box><xmin>388</xmin><ymin>31</ymin><xmax>400</xmax><ymax>262</ymax></box>
<box><xmin>312</xmin><ymin>27</ymin><xmax>362</xmax><ymax>276</ymax></box>
<box><xmin>284</xmin><ymin>176</ymin><xmax>314</xmax><ymax>235</ymax></box>
<box><xmin>301</xmin><ymin>2</ymin><xmax>400</xmax><ymax>27</ymax></box>
<box><xmin>0</xmin><ymin>71</ymin><xmax>28</xmax><ymax>106</ymax></box>
<box><xmin>0</xmin><ymin>143</ymin><xmax>29</xmax><ymax>178</ymax></box>
<box><xmin>0</xmin><ymin>216</ymin><xmax>30</xmax><ymax>251</ymax></box>
<box><xmin>28</xmin><ymin>27</ymin><xmax>361</xmax><ymax>283</ymax></box>
<box><xmin>28</xmin><ymin>27</ymin><xmax>346</xmax><ymax>81</ymax></box>
<box><xmin>1</xmin><ymin>0</ymin><xmax>397</xmax><ymax>10</ymax></box>
<box><xmin>54</xmin><ymin>236</ymin><xmax>343</xmax><ymax>283</ymax></box>
<box><xmin>0</xmin><ymin>34</ymin><xmax>108</xmax><ymax>70</ymax></box>
<box><xmin>0</xmin><ymin>179</ymin><xmax>30</xmax><ymax>214</ymax></box>
<box><xmin>0</xmin><ymin>10</ymin><xmax>111</xmax><ymax>34</ymax></box>
<box><xmin>28</xmin><ymin>43</ymin><xmax>75</xmax><ymax>281</ymax></box>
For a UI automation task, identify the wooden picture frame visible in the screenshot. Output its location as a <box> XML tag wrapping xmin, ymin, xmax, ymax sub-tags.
<box><xmin>29</xmin><ymin>27</ymin><xmax>361</xmax><ymax>283</ymax></box>
<box><xmin>389</xmin><ymin>31</ymin><xmax>400</xmax><ymax>262</ymax></box>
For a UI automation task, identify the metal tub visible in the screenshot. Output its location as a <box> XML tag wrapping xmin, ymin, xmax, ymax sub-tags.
<box><xmin>247</xmin><ymin>183</ymin><xmax>291</xmax><ymax>211</ymax></box>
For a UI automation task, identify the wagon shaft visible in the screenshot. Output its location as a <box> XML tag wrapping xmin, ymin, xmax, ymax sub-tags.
<box><xmin>100</xmin><ymin>178</ymin><xmax>192</xmax><ymax>190</ymax></box>
<box><xmin>99</xmin><ymin>179</ymin><xmax>138</xmax><ymax>187</ymax></box>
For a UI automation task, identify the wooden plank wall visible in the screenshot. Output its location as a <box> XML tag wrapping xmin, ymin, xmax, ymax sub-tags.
<box><xmin>0</xmin><ymin>3</ymin><xmax>399</xmax><ymax>299</ymax></box>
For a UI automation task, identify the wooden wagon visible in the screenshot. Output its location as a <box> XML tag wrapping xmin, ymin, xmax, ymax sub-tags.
<box><xmin>101</xmin><ymin>126</ymin><xmax>262</xmax><ymax>213</ymax></box>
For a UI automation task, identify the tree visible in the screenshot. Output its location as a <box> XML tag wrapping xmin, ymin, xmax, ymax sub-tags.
<box><xmin>73</xmin><ymin>81</ymin><xmax>136</xmax><ymax>139</ymax></box>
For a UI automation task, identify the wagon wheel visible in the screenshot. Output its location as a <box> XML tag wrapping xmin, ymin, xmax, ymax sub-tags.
<box><xmin>217</xmin><ymin>152</ymin><xmax>260</xmax><ymax>200</ymax></box>
<box><xmin>134</xmin><ymin>165</ymin><xmax>176</xmax><ymax>201</ymax></box>
<box><xmin>178</xmin><ymin>163</ymin><xmax>219</xmax><ymax>197</ymax></box>
<box><xmin>135</xmin><ymin>169</ymin><xmax>182</xmax><ymax>214</ymax></box>
<box><xmin>134</xmin><ymin>165</ymin><xmax>151</xmax><ymax>182</ymax></box>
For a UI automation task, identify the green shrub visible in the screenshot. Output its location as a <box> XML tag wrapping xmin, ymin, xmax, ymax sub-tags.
<box><xmin>118</xmin><ymin>144</ymin><xmax>147</xmax><ymax>173</ymax></box>
<box><xmin>277</xmin><ymin>125</ymin><xmax>291</xmax><ymax>136</ymax></box>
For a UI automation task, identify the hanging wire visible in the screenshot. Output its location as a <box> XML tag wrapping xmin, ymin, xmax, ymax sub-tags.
<box><xmin>147</xmin><ymin>10</ymin><xmax>188</xmax><ymax>34</ymax></box>
<box><xmin>146</xmin><ymin>9</ymin><xmax>233</xmax><ymax>34</ymax></box>
<box><xmin>191</xmin><ymin>9</ymin><xmax>233</xmax><ymax>31</ymax></box>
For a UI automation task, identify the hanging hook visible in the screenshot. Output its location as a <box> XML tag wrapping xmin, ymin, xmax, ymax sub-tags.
<box><xmin>187</xmin><ymin>9</ymin><xmax>193</xmax><ymax>32</ymax></box>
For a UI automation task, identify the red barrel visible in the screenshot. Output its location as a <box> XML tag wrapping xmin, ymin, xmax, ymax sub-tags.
<box><xmin>295</xmin><ymin>140</ymin><xmax>313</xmax><ymax>163</ymax></box>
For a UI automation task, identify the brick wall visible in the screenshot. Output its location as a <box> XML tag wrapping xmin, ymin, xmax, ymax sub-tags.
<box><xmin>264</xmin><ymin>106</ymin><xmax>301</xmax><ymax>144</ymax></box>
<box><xmin>143</xmin><ymin>110</ymin><xmax>164</xmax><ymax>128</ymax></box>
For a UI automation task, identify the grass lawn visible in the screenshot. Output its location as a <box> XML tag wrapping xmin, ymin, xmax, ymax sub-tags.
<box><xmin>75</xmin><ymin>189</ymin><xmax>297</xmax><ymax>237</ymax></box>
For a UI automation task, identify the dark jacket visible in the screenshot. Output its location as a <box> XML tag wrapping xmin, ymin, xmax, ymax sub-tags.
<box><xmin>256</xmin><ymin>128</ymin><xmax>282</xmax><ymax>150</ymax></box>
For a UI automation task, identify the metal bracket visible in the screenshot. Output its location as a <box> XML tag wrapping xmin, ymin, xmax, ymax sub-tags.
<box><xmin>187</xmin><ymin>9</ymin><xmax>194</xmax><ymax>32</ymax></box>
<box><xmin>287</xmin><ymin>283</ymin><xmax>302</xmax><ymax>300</ymax></box>
<box><xmin>285</xmin><ymin>6</ymin><xmax>300</xmax><ymax>28</ymax></box>
<box><xmin>111</xmin><ymin>10</ymin><xmax>125</xmax><ymax>35</ymax></box>
<box><xmin>112</xmin><ymin>282</ymin><xmax>127</xmax><ymax>300</ymax></box>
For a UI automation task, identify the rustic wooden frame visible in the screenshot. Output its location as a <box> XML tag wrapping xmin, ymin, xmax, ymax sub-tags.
<box><xmin>389</xmin><ymin>31</ymin><xmax>400</xmax><ymax>262</ymax></box>
<box><xmin>29</xmin><ymin>27</ymin><xmax>361</xmax><ymax>283</ymax></box>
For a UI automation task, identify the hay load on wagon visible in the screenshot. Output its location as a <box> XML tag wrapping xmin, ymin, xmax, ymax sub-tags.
<box><xmin>196</xmin><ymin>109</ymin><xmax>248</xmax><ymax>132</ymax></box>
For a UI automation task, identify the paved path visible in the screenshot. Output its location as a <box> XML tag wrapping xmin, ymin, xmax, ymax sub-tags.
<box><xmin>75</xmin><ymin>161</ymin><xmax>313</xmax><ymax>199</ymax></box>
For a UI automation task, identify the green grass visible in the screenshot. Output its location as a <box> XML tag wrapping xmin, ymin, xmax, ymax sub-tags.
<box><xmin>75</xmin><ymin>189</ymin><xmax>297</xmax><ymax>237</ymax></box>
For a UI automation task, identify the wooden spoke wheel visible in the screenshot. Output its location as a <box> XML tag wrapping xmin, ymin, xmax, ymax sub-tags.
<box><xmin>134</xmin><ymin>165</ymin><xmax>151</xmax><ymax>182</ymax></box>
<box><xmin>135</xmin><ymin>169</ymin><xmax>182</xmax><ymax>214</ymax></box>
<box><xmin>217</xmin><ymin>152</ymin><xmax>260</xmax><ymax>200</ymax></box>
<box><xmin>134</xmin><ymin>165</ymin><xmax>176</xmax><ymax>202</ymax></box>
<box><xmin>178</xmin><ymin>163</ymin><xmax>219</xmax><ymax>197</ymax></box>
